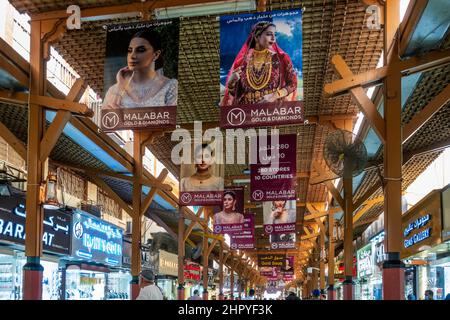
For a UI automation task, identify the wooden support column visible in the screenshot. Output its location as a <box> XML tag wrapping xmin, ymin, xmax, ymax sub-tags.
<box><xmin>327</xmin><ymin>214</ymin><xmax>336</xmax><ymax>300</ymax></box>
<box><xmin>383</xmin><ymin>0</ymin><xmax>405</xmax><ymax>301</ymax></box>
<box><xmin>23</xmin><ymin>19</ymin><xmax>46</xmax><ymax>300</ymax></box>
<box><xmin>343</xmin><ymin>175</ymin><xmax>354</xmax><ymax>300</ymax></box>
<box><xmin>178</xmin><ymin>208</ymin><xmax>185</xmax><ymax>300</ymax></box>
<box><xmin>230</xmin><ymin>267</ymin><xmax>235</xmax><ymax>300</ymax></box>
<box><xmin>202</xmin><ymin>207</ymin><xmax>210</xmax><ymax>300</ymax></box>
<box><xmin>319</xmin><ymin>229</ymin><xmax>326</xmax><ymax>293</ymax></box>
<box><xmin>238</xmin><ymin>272</ymin><xmax>243</xmax><ymax>299</ymax></box>
<box><xmin>130</xmin><ymin>131</ymin><xmax>143</xmax><ymax>300</ymax></box>
<box><xmin>218</xmin><ymin>243</ymin><xmax>224</xmax><ymax>300</ymax></box>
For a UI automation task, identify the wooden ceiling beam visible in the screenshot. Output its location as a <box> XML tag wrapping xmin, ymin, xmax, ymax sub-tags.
<box><xmin>29</xmin><ymin>0</ymin><xmax>224</xmax><ymax>21</ymax></box>
<box><xmin>0</xmin><ymin>121</ymin><xmax>27</xmax><ymax>160</ymax></box>
<box><xmin>403</xmin><ymin>83</ymin><xmax>450</xmax><ymax>144</ymax></box>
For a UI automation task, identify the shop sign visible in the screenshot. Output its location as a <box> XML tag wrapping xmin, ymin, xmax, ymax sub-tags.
<box><xmin>370</xmin><ymin>232</ymin><xmax>385</xmax><ymax>266</ymax></box>
<box><xmin>71</xmin><ymin>210</ymin><xmax>123</xmax><ymax>266</ymax></box>
<box><xmin>159</xmin><ymin>249</ymin><xmax>178</xmax><ymax>276</ymax></box>
<box><xmin>258</xmin><ymin>254</ymin><xmax>285</xmax><ymax>268</ymax></box>
<box><xmin>401</xmin><ymin>190</ymin><xmax>442</xmax><ymax>259</ymax></box>
<box><xmin>441</xmin><ymin>185</ymin><xmax>450</xmax><ymax>241</ymax></box>
<box><xmin>0</xmin><ymin>201</ymin><xmax>71</xmax><ymax>255</ymax></box>
<box><xmin>184</xmin><ymin>261</ymin><xmax>201</xmax><ymax>281</ymax></box>
<box><xmin>357</xmin><ymin>243</ymin><xmax>373</xmax><ymax>278</ymax></box>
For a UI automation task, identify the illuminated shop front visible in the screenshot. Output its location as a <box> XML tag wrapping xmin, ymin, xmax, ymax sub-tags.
<box><xmin>183</xmin><ymin>260</ymin><xmax>202</xmax><ymax>299</ymax></box>
<box><xmin>355</xmin><ymin>232</ymin><xmax>384</xmax><ymax>300</ymax></box>
<box><xmin>401</xmin><ymin>186</ymin><xmax>450</xmax><ymax>300</ymax></box>
<box><xmin>157</xmin><ymin>249</ymin><xmax>178</xmax><ymax>300</ymax></box>
<box><xmin>61</xmin><ymin>209</ymin><xmax>130</xmax><ymax>300</ymax></box>
<box><xmin>0</xmin><ymin>186</ymin><xmax>71</xmax><ymax>300</ymax></box>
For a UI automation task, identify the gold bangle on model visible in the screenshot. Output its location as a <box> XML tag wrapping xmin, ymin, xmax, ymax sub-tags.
<box><xmin>276</xmin><ymin>88</ymin><xmax>286</xmax><ymax>99</ymax></box>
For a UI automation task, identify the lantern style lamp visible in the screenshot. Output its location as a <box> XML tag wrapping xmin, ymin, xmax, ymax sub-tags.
<box><xmin>43</xmin><ymin>172</ymin><xmax>59</xmax><ymax>209</ymax></box>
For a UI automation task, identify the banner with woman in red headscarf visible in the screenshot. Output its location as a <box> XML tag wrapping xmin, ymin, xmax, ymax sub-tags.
<box><xmin>219</xmin><ymin>9</ymin><xmax>303</xmax><ymax>128</ymax></box>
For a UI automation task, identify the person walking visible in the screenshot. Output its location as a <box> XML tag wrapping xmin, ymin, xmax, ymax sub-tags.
<box><xmin>188</xmin><ymin>289</ymin><xmax>203</xmax><ymax>300</ymax></box>
<box><xmin>285</xmin><ymin>291</ymin><xmax>300</xmax><ymax>300</ymax></box>
<box><xmin>424</xmin><ymin>290</ymin><xmax>434</xmax><ymax>300</ymax></box>
<box><xmin>136</xmin><ymin>270</ymin><xmax>164</xmax><ymax>300</ymax></box>
<box><xmin>311</xmin><ymin>289</ymin><xmax>321</xmax><ymax>300</ymax></box>
<box><xmin>243</xmin><ymin>289</ymin><xmax>256</xmax><ymax>300</ymax></box>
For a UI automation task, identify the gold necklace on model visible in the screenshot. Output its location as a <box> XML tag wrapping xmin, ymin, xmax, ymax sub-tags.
<box><xmin>246</xmin><ymin>49</ymin><xmax>272</xmax><ymax>90</ymax></box>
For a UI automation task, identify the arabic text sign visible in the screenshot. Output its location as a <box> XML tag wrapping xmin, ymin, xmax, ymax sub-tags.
<box><xmin>401</xmin><ymin>191</ymin><xmax>442</xmax><ymax>259</ymax></box>
<box><xmin>250</xmin><ymin>134</ymin><xmax>297</xmax><ymax>202</ymax></box>
<box><xmin>71</xmin><ymin>210</ymin><xmax>123</xmax><ymax>266</ymax></box>
<box><xmin>0</xmin><ymin>201</ymin><xmax>71</xmax><ymax>255</ymax></box>
<box><xmin>357</xmin><ymin>243</ymin><xmax>373</xmax><ymax>278</ymax></box>
<box><xmin>258</xmin><ymin>254</ymin><xmax>286</xmax><ymax>268</ymax></box>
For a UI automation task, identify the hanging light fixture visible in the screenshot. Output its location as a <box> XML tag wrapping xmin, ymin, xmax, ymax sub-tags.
<box><xmin>332</xmin><ymin>221</ymin><xmax>342</xmax><ymax>242</ymax></box>
<box><xmin>42</xmin><ymin>172</ymin><xmax>59</xmax><ymax>210</ymax></box>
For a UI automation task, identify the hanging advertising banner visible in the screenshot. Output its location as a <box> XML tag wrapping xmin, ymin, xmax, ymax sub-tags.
<box><xmin>179</xmin><ymin>142</ymin><xmax>224</xmax><ymax>206</ymax></box>
<box><xmin>281</xmin><ymin>256</ymin><xmax>295</xmax><ymax>273</ymax></box>
<box><xmin>101</xmin><ymin>19</ymin><xmax>180</xmax><ymax>131</ymax></box>
<box><xmin>270</xmin><ymin>232</ymin><xmax>296</xmax><ymax>249</ymax></box>
<box><xmin>357</xmin><ymin>243</ymin><xmax>373</xmax><ymax>278</ymax></box>
<box><xmin>258</xmin><ymin>254</ymin><xmax>286</xmax><ymax>268</ymax></box>
<box><xmin>263</xmin><ymin>199</ymin><xmax>296</xmax><ymax>234</ymax></box>
<box><xmin>219</xmin><ymin>9</ymin><xmax>303</xmax><ymax>129</ymax></box>
<box><xmin>213</xmin><ymin>186</ymin><xmax>245</xmax><ymax>234</ymax></box>
<box><xmin>0</xmin><ymin>200</ymin><xmax>71</xmax><ymax>255</ymax></box>
<box><xmin>250</xmin><ymin>134</ymin><xmax>297</xmax><ymax>202</ymax></box>
<box><xmin>259</xmin><ymin>266</ymin><xmax>278</xmax><ymax>277</ymax></box>
<box><xmin>229</xmin><ymin>214</ymin><xmax>255</xmax><ymax>250</ymax></box>
<box><xmin>71</xmin><ymin>210</ymin><xmax>123</xmax><ymax>267</ymax></box>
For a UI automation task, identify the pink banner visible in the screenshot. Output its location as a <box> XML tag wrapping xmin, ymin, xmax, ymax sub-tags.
<box><xmin>213</xmin><ymin>187</ymin><xmax>245</xmax><ymax>234</ymax></box>
<box><xmin>179</xmin><ymin>191</ymin><xmax>223</xmax><ymax>206</ymax></box>
<box><xmin>229</xmin><ymin>214</ymin><xmax>255</xmax><ymax>250</ymax></box>
<box><xmin>220</xmin><ymin>101</ymin><xmax>304</xmax><ymax>129</ymax></box>
<box><xmin>250</xmin><ymin>134</ymin><xmax>297</xmax><ymax>202</ymax></box>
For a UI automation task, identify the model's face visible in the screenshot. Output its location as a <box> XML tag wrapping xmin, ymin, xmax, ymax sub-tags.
<box><xmin>223</xmin><ymin>194</ymin><xmax>235</xmax><ymax>211</ymax></box>
<box><xmin>256</xmin><ymin>26</ymin><xmax>276</xmax><ymax>49</ymax></box>
<box><xmin>195</xmin><ymin>149</ymin><xmax>213</xmax><ymax>171</ymax></box>
<box><xmin>274</xmin><ymin>201</ymin><xmax>286</xmax><ymax>209</ymax></box>
<box><xmin>127</xmin><ymin>37</ymin><xmax>160</xmax><ymax>71</ymax></box>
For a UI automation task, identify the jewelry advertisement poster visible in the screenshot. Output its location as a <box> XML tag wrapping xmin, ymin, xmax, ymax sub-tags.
<box><xmin>101</xmin><ymin>19</ymin><xmax>179</xmax><ymax>131</ymax></box>
<box><xmin>250</xmin><ymin>134</ymin><xmax>297</xmax><ymax>202</ymax></box>
<box><xmin>229</xmin><ymin>213</ymin><xmax>255</xmax><ymax>250</ymax></box>
<box><xmin>179</xmin><ymin>141</ymin><xmax>224</xmax><ymax>206</ymax></box>
<box><xmin>213</xmin><ymin>186</ymin><xmax>245</xmax><ymax>234</ymax></box>
<box><xmin>262</xmin><ymin>199</ymin><xmax>297</xmax><ymax>234</ymax></box>
<box><xmin>219</xmin><ymin>9</ymin><xmax>303</xmax><ymax>128</ymax></box>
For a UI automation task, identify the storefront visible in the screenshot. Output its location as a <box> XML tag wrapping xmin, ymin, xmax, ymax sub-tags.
<box><xmin>157</xmin><ymin>249</ymin><xmax>178</xmax><ymax>300</ymax></box>
<box><xmin>62</xmin><ymin>209</ymin><xmax>129</xmax><ymax>300</ymax></box>
<box><xmin>183</xmin><ymin>260</ymin><xmax>202</xmax><ymax>299</ymax></box>
<box><xmin>355</xmin><ymin>232</ymin><xmax>384</xmax><ymax>300</ymax></box>
<box><xmin>0</xmin><ymin>188</ymin><xmax>71</xmax><ymax>300</ymax></box>
<box><xmin>401</xmin><ymin>187</ymin><xmax>450</xmax><ymax>300</ymax></box>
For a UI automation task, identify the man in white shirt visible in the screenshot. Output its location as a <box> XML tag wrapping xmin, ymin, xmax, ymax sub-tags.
<box><xmin>136</xmin><ymin>270</ymin><xmax>164</xmax><ymax>300</ymax></box>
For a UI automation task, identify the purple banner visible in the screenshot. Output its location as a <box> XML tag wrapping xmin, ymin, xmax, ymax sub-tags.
<box><xmin>281</xmin><ymin>256</ymin><xmax>295</xmax><ymax>273</ymax></box>
<box><xmin>179</xmin><ymin>191</ymin><xmax>223</xmax><ymax>206</ymax></box>
<box><xmin>101</xmin><ymin>107</ymin><xmax>176</xmax><ymax>131</ymax></box>
<box><xmin>250</xmin><ymin>134</ymin><xmax>297</xmax><ymax>202</ymax></box>
<box><xmin>213</xmin><ymin>187</ymin><xmax>245</xmax><ymax>234</ymax></box>
<box><xmin>263</xmin><ymin>200</ymin><xmax>297</xmax><ymax>234</ymax></box>
<box><xmin>270</xmin><ymin>232</ymin><xmax>296</xmax><ymax>250</ymax></box>
<box><xmin>220</xmin><ymin>102</ymin><xmax>303</xmax><ymax>129</ymax></box>
<box><xmin>229</xmin><ymin>214</ymin><xmax>254</xmax><ymax>250</ymax></box>
<box><xmin>219</xmin><ymin>9</ymin><xmax>303</xmax><ymax>129</ymax></box>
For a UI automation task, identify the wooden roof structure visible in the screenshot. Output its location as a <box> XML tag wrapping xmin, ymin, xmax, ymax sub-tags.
<box><xmin>2</xmin><ymin>0</ymin><xmax>450</xmax><ymax>291</ymax></box>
